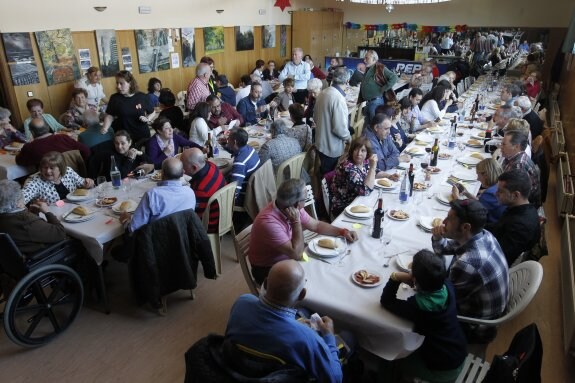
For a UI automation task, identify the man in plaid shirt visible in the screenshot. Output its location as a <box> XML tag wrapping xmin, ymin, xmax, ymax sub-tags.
<box><xmin>431</xmin><ymin>199</ymin><xmax>509</xmax><ymax>341</ymax></box>
<box><xmin>186</xmin><ymin>63</ymin><xmax>212</xmax><ymax>111</ymax></box>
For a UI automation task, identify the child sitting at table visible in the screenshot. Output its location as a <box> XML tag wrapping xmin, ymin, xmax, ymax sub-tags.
<box><xmin>379</xmin><ymin>249</ymin><xmax>467</xmax><ymax>383</ymax></box>
<box><xmin>271</xmin><ymin>78</ymin><xmax>295</xmax><ymax>112</ymax></box>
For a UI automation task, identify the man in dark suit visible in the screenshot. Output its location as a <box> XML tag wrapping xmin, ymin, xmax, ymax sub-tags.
<box><xmin>517</xmin><ymin>96</ymin><xmax>544</xmax><ymax>139</ymax></box>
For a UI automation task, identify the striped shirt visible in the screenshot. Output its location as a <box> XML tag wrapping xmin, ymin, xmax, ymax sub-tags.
<box><xmin>432</xmin><ymin>229</ymin><xmax>509</xmax><ymax>320</ymax></box>
<box><xmin>230</xmin><ymin>145</ymin><xmax>261</xmax><ymax>205</ymax></box>
<box><xmin>189</xmin><ymin>161</ymin><xmax>226</xmax><ymax>233</ymax></box>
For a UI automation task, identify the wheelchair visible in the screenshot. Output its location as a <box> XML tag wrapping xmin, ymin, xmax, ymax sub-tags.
<box><xmin>0</xmin><ymin>233</ymin><xmax>84</xmax><ymax>347</ymax></box>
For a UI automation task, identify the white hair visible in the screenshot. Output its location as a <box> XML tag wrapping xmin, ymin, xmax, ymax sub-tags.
<box><xmin>516</xmin><ymin>96</ymin><xmax>532</xmax><ymax>111</ymax></box>
<box><xmin>307</xmin><ymin>78</ymin><xmax>323</xmax><ymax>92</ymax></box>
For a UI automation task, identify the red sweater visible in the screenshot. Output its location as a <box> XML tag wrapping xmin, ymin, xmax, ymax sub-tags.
<box><xmin>189</xmin><ymin>161</ymin><xmax>226</xmax><ymax>233</ymax></box>
<box><xmin>16</xmin><ymin>134</ymin><xmax>91</xmax><ymax>167</ymax></box>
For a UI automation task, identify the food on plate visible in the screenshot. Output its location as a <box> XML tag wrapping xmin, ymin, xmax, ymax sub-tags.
<box><xmin>467</xmin><ymin>139</ymin><xmax>482</xmax><ymax>146</ymax></box>
<box><xmin>415</xmin><ymin>140</ymin><xmax>427</xmax><ymax>146</ymax></box>
<box><xmin>470</xmin><ymin>152</ymin><xmax>484</xmax><ymax>160</ymax></box>
<box><xmin>317</xmin><ymin>238</ymin><xmax>337</xmax><ymax>249</ymax></box>
<box><xmin>429</xmin><ymin>167</ymin><xmax>441</xmax><ymax>173</ymax></box>
<box><xmin>438</xmin><ymin>153</ymin><xmax>452</xmax><ymax>160</ymax></box>
<box><xmin>390</xmin><ymin>210</ymin><xmax>409</xmax><ymax>219</ymax></box>
<box><xmin>431</xmin><ymin>217</ymin><xmax>443</xmax><ymax>228</ymax></box>
<box><xmin>119</xmin><ymin>201</ymin><xmax>135</xmax><ymax>212</ymax></box>
<box><xmin>476</xmin><ymin>131</ymin><xmax>486</xmax><ymax>138</ymax></box>
<box><xmin>72</xmin><ymin>206</ymin><xmax>91</xmax><ymax>216</ymax></box>
<box><xmin>151</xmin><ymin>171</ymin><xmax>163</xmax><ymax>181</ymax></box>
<box><xmin>377</xmin><ymin>178</ymin><xmax>392</xmax><ymax>187</ymax></box>
<box><xmin>248</xmin><ymin>141</ymin><xmax>260</xmax><ymax>148</ymax></box>
<box><xmin>413</xmin><ymin>182</ymin><xmax>427</xmax><ymax>190</ymax></box>
<box><xmin>354</xmin><ymin>270</ymin><xmax>381</xmax><ymax>285</ymax></box>
<box><xmin>9</xmin><ymin>142</ymin><xmax>24</xmax><ymax>149</ymax></box>
<box><xmin>350</xmin><ymin>205</ymin><xmax>370</xmax><ymax>213</ymax></box>
<box><xmin>99</xmin><ymin>197</ymin><xmax>117</xmax><ymax>206</ymax></box>
<box><xmin>407</xmin><ymin>147</ymin><xmax>421</xmax><ymax>154</ymax></box>
<box><xmin>72</xmin><ymin>188</ymin><xmax>89</xmax><ymax>196</ymax></box>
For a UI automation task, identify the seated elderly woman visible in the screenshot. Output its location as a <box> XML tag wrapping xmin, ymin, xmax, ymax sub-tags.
<box><xmin>451</xmin><ymin>158</ymin><xmax>506</xmax><ymax>223</ymax></box>
<box><xmin>89</xmin><ymin>130</ymin><xmax>154</xmax><ymax>180</ymax></box>
<box><xmin>258</xmin><ymin>119</ymin><xmax>301</xmax><ymax>173</ymax></box>
<box><xmin>60</xmin><ymin>88</ymin><xmax>90</xmax><ymax>130</ymax></box>
<box><xmin>0</xmin><ymin>107</ymin><xmax>27</xmax><ymax>148</ymax></box>
<box><xmin>22</xmin><ymin>98</ymin><xmax>66</xmax><ymax>141</ymax></box>
<box><xmin>0</xmin><ymin>180</ymin><xmax>67</xmax><ymax>256</ymax></box>
<box><xmin>286</xmin><ymin>103</ymin><xmax>312</xmax><ymax>151</ymax></box>
<box><xmin>22</xmin><ymin>151</ymin><xmax>95</xmax><ymax>205</ymax></box>
<box><xmin>147</xmin><ymin>116</ymin><xmax>200</xmax><ymax>169</ymax></box>
<box><xmin>78</xmin><ymin>110</ymin><xmax>114</xmax><ymax>148</ymax></box>
<box><xmin>330</xmin><ymin>137</ymin><xmax>378</xmax><ymax>217</ymax></box>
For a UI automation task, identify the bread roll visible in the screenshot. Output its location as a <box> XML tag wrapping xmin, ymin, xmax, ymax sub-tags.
<box><xmin>350</xmin><ymin>205</ymin><xmax>370</xmax><ymax>213</ymax></box>
<box><xmin>470</xmin><ymin>152</ymin><xmax>484</xmax><ymax>160</ymax></box>
<box><xmin>431</xmin><ymin>217</ymin><xmax>443</xmax><ymax>228</ymax></box>
<box><xmin>377</xmin><ymin>178</ymin><xmax>392</xmax><ymax>187</ymax></box>
<box><xmin>119</xmin><ymin>201</ymin><xmax>133</xmax><ymax>212</ymax></box>
<box><xmin>317</xmin><ymin>238</ymin><xmax>337</xmax><ymax>249</ymax></box>
<box><xmin>468</xmin><ymin>139</ymin><xmax>481</xmax><ymax>146</ymax></box>
<box><xmin>72</xmin><ymin>206</ymin><xmax>91</xmax><ymax>216</ymax></box>
<box><xmin>72</xmin><ymin>188</ymin><xmax>88</xmax><ymax>196</ymax></box>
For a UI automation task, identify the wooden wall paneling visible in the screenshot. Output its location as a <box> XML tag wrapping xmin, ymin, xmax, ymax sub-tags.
<box><xmin>559</xmin><ymin>52</ymin><xmax>575</xmax><ymax>173</ymax></box>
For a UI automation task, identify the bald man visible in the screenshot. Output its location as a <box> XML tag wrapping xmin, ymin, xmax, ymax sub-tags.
<box><xmin>225</xmin><ymin>260</ymin><xmax>343</xmax><ymax>383</ymax></box>
<box><xmin>181</xmin><ymin>148</ymin><xmax>226</xmax><ymax>233</ymax></box>
<box><xmin>121</xmin><ymin>157</ymin><xmax>197</xmax><ymax>232</ymax></box>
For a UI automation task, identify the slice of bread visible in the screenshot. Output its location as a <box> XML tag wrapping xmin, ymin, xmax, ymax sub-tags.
<box><xmin>72</xmin><ymin>206</ymin><xmax>91</xmax><ymax>216</ymax></box>
<box><xmin>72</xmin><ymin>188</ymin><xmax>89</xmax><ymax>196</ymax></box>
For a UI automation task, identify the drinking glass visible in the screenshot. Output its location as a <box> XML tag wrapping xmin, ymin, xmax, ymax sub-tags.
<box><xmin>96</xmin><ymin>176</ymin><xmax>107</xmax><ymax>200</ymax></box>
<box><xmin>380</xmin><ymin>229</ymin><xmax>393</xmax><ymax>257</ymax></box>
<box><xmin>122</xmin><ymin>178</ymin><xmax>132</xmax><ymax>198</ymax></box>
<box><xmin>335</xmin><ymin>236</ymin><xmax>348</xmax><ymax>267</ymax></box>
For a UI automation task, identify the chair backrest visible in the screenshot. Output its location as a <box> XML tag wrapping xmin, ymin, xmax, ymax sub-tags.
<box><xmin>0</xmin><ymin>233</ymin><xmax>28</xmax><ymax>280</ymax></box>
<box><xmin>395</xmin><ymin>88</ymin><xmax>411</xmax><ymax>101</ymax></box>
<box><xmin>275</xmin><ymin>153</ymin><xmax>306</xmax><ymax>188</ymax></box>
<box><xmin>61</xmin><ymin>150</ymin><xmax>87</xmax><ymax>178</ymax></box>
<box><xmin>244</xmin><ymin>160</ymin><xmax>277</xmax><ymax>220</ymax></box>
<box><xmin>321</xmin><ymin>177</ymin><xmax>330</xmax><ymax>216</ymax></box>
<box><xmin>203</xmin><ymin>182</ymin><xmax>237</xmax><ymax>236</ymax></box>
<box><xmin>233</xmin><ymin>225</ymin><xmax>259</xmax><ymax>296</ymax></box>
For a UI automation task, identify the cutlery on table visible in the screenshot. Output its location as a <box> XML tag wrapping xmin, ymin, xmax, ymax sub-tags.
<box><xmin>307</xmin><ymin>254</ymin><xmax>332</xmax><ymax>265</ymax></box>
<box><xmin>382</xmin><ymin>250</ymin><xmax>410</xmax><ymax>268</ymax></box>
<box><xmin>341</xmin><ymin>220</ymin><xmax>368</xmax><ymax>226</ymax></box>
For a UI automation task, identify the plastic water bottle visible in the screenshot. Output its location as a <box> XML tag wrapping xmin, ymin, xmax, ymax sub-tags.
<box><xmin>399</xmin><ymin>171</ymin><xmax>408</xmax><ymax>204</ymax></box>
<box><xmin>110</xmin><ymin>155</ymin><xmax>121</xmax><ymax>189</ymax></box>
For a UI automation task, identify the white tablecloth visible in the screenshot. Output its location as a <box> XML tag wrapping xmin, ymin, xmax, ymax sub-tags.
<box><xmin>0</xmin><ymin>153</ymin><xmax>35</xmax><ymax>180</ymax></box>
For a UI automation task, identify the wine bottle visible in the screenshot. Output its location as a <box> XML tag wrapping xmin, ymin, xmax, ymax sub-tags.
<box><xmin>110</xmin><ymin>155</ymin><xmax>121</xmax><ymax>189</ymax></box>
<box><xmin>430</xmin><ymin>138</ymin><xmax>439</xmax><ymax>166</ymax></box>
<box><xmin>372</xmin><ymin>198</ymin><xmax>384</xmax><ymax>239</ymax></box>
<box><xmin>484</xmin><ymin>127</ymin><xmax>492</xmax><ymax>153</ymax></box>
<box><xmin>399</xmin><ymin>171</ymin><xmax>408</xmax><ymax>204</ymax></box>
<box><xmin>408</xmin><ymin>163</ymin><xmax>415</xmax><ymax>196</ymax></box>
<box><xmin>206</xmin><ymin>132</ymin><xmax>214</xmax><ymax>158</ymax></box>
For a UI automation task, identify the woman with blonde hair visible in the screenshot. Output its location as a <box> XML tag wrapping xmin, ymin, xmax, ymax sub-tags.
<box><xmin>451</xmin><ymin>158</ymin><xmax>506</xmax><ymax>222</ymax></box>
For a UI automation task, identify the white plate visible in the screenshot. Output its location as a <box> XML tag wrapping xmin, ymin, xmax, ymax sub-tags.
<box><xmin>212</xmin><ymin>158</ymin><xmax>231</xmax><ymax>169</ymax></box>
<box><xmin>471</xmin><ymin>133</ymin><xmax>486</xmax><ymax>140</ymax></box>
<box><xmin>414</xmin><ymin>134</ymin><xmax>434</xmax><ymax>144</ymax></box>
<box><xmin>351</xmin><ymin>269</ymin><xmax>383</xmax><ymax>288</ymax></box>
<box><xmin>452</xmin><ymin>170</ymin><xmax>477</xmax><ymax>182</ymax></box>
<box><xmin>457</xmin><ymin>156</ymin><xmax>482</xmax><ymax>166</ymax></box>
<box><xmin>111</xmin><ymin>200</ymin><xmax>137</xmax><ymax>214</ymax></box>
<box><xmin>436</xmin><ymin>192</ymin><xmax>453</xmax><ymax>205</ymax></box>
<box><xmin>95</xmin><ymin>197</ymin><xmax>118</xmax><ymax>207</ymax></box>
<box><xmin>396</xmin><ymin>254</ymin><xmax>414</xmax><ymax>272</ymax></box>
<box><xmin>344</xmin><ymin>205</ymin><xmax>373</xmax><ymax>219</ymax></box>
<box><xmin>66</xmin><ymin>191</ymin><xmax>93</xmax><ymax>201</ymax></box>
<box><xmin>438</xmin><ymin>153</ymin><xmax>452</xmax><ymax>160</ymax></box>
<box><xmin>465</xmin><ymin>141</ymin><xmax>484</xmax><ymax>148</ymax></box>
<box><xmin>62</xmin><ymin>208</ymin><xmax>96</xmax><ymax>223</ymax></box>
<box><xmin>426</xmin><ymin>127</ymin><xmax>445</xmax><ymax>134</ymax></box>
<box><xmin>405</xmin><ymin>147</ymin><xmax>425</xmax><ymax>156</ymax></box>
<box><xmin>3</xmin><ymin>145</ymin><xmax>23</xmax><ymax>151</ymax></box>
<box><xmin>419</xmin><ymin>216</ymin><xmax>444</xmax><ymax>231</ymax></box>
<box><xmin>387</xmin><ymin>209</ymin><xmax>410</xmax><ymax>221</ymax></box>
<box><xmin>374</xmin><ymin>178</ymin><xmax>396</xmax><ymax>189</ymax></box>
<box><xmin>309</xmin><ymin>236</ymin><xmax>344</xmax><ymax>258</ymax></box>
<box><xmin>427</xmin><ymin>166</ymin><xmax>442</xmax><ymax>175</ymax></box>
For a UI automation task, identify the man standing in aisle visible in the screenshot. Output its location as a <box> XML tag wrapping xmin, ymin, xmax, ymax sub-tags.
<box><xmin>314</xmin><ymin>67</ymin><xmax>352</xmax><ymax>176</ymax></box>
<box><xmin>279</xmin><ymin>47</ymin><xmax>311</xmax><ymax>104</ymax></box>
<box><xmin>358</xmin><ymin>49</ymin><xmax>398</xmax><ymax>127</ymax></box>
<box><xmin>186</xmin><ymin>63</ymin><xmax>212</xmax><ymax>111</ymax></box>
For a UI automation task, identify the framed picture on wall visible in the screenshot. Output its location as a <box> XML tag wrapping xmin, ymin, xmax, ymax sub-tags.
<box><xmin>134</xmin><ymin>29</ymin><xmax>171</xmax><ymax>73</ymax></box>
<box><xmin>235</xmin><ymin>26</ymin><xmax>254</xmax><ymax>52</ymax></box>
<box><xmin>35</xmin><ymin>28</ymin><xmax>80</xmax><ymax>85</ymax></box>
<box><xmin>204</xmin><ymin>27</ymin><xmax>225</xmax><ymax>55</ymax></box>
<box><xmin>1</xmin><ymin>32</ymin><xmax>40</xmax><ymax>86</ymax></box>
<box><xmin>262</xmin><ymin>25</ymin><xmax>276</xmax><ymax>49</ymax></box>
<box><xmin>181</xmin><ymin>28</ymin><xmax>196</xmax><ymax>67</ymax></box>
<box><xmin>95</xmin><ymin>30</ymin><xmax>120</xmax><ymax>77</ymax></box>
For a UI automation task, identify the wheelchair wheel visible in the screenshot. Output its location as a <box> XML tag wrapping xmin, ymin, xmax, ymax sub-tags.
<box><xmin>3</xmin><ymin>264</ymin><xmax>83</xmax><ymax>347</ymax></box>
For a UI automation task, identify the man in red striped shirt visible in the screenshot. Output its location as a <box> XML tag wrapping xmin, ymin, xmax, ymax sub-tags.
<box><xmin>181</xmin><ymin>148</ymin><xmax>226</xmax><ymax>233</ymax></box>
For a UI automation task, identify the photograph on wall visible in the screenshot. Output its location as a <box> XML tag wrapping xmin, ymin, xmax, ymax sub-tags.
<box><xmin>1</xmin><ymin>32</ymin><xmax>40</xmax><ymax>86</ymax></box>
<box><xmin>78</xmin><ymin>49</ymin><xmax>92</xmax><ymax>72</ymax></box>
<box><xmin>121</xmin><ymin>47</ymin><xmax>132</xmax><ymax>72</ymax></box>
<box><xmin>262</xmin><ymin>25</ymin><xmax>276</xmax><ymax>49</ymax></box>
<box><xmin>181</xmin><ymin>27</ymin><xmax>196</xmax><ymax>67</ymax></box>
<box><xmin>280</xmin><ymin>25</ymin><xmax>287</xmax><ymax>57</ymax></box>
<box><xmin>35</xmin><ymin>28</ymin><xmax>80</xmax><ymax>85</ymax></box>
<box><xmin>134</xmin><ymin>29</ymin><xmax>170</xmax><ymax>73</ymax></box>
<box><xmin>171</xmin><ymin>52</ymin><xmax>180</xmax><ymax>69</ymax></box>
<box><xmin>235</xmin><ymin>26</ymin><xmax>254</xmax><ymax>51</ymax></box>
<box><xmin>203</xmin><ymin>26</ymin><xmax>224</xmax><ymax>55</ymax></box>
<box><xmin>95</xmin><ymin>29</ymin><xmax>120</xmax><ymax>77</ymax></box>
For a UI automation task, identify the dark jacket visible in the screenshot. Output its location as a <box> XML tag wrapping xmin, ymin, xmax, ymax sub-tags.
<box><xmin>129</xmin><ymin>209</ymin><xmax>216</xmax><ymax>307</ymax></box>
<box><xmin>523</xmin><ymin>110</ymin><xmax>544</xmax><ymax>139</ymax></box>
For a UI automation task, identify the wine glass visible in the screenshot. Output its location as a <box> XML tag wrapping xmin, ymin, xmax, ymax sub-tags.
<box><xmin>457</xmin><ymin>142</ymin><xmax>466</xmax><ymax>157</ymax></box>
<box><xmin>335</xmin><ymin>236</ymin><xmax>348</xmax><ymax>267</ymax></box>
<box><xmin>380</xmin><ymin>229</ymin><xmax>393</xmax><ymax>258</ymax></box>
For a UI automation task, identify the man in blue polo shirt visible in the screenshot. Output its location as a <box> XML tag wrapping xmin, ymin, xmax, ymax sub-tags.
<box><xmin>225</xmin><ymin>128</ymin><xmax>261</xmax><ymax>205</ymax></box>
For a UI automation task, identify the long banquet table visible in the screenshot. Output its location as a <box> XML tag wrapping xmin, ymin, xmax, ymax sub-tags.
<box><xmin>300</xmin><ymin>75</ymin><xmax>503</xmax><ymax>360</ymax></box>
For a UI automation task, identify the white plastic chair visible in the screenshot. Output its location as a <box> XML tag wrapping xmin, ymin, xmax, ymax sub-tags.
<box><xmin>457</xmin><ymin>261</ymin><xmax>543</xmax><ymax>326</ymax></box>
<box><xmin>321</xmin><ymin>178</ymin><xmax>331</xmax><ymax>220</ymax></box>
<box><xmin>275</xmin><ymin>153</ymin><xmax>306</xmax><ymax>188</ymax></box>
<box><xmin>233</xmin><ymin>224</ymin><xmax>259</xmax><ymax>296</ymax></box>
<box><xmin>202</xmin><ymin>182</ymin><xmax>237</xmax><ymax>275</ymax></box>
<box><xmin>419</xmin><ymin>83</ymin><xmax>433</xmax><ymax>94</ymax></box>
<box><xmin>304</xmin><ymin>184</ymin><xmax>318</xmax><ymax>219</ymax></box>
<box><xmin>455</xmin><ymin>354</ymin><xmax>491</xmax><ymax>383</ymax></box>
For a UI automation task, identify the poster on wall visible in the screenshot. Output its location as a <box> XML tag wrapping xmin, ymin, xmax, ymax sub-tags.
<box><xmin>35</xmin><ymin>28</ymin><xmax>80</xmax><ymax>85</ymax></box>
<box><xmin>203</xmin><ymin>26</ymin><xmax>224</xmax><ymax>55</ymax></box>
<box><xmin>1</xmin><ymin>32</ymin><xmax>40</xmax><ymax>86</ymax></box>
<box><xmin>235</xmin><ymin>26</ymin><xmax>254</xmax><ymax>51</ymax></box>
<box><xmin>262</xmin><ymin>25</ymin><xmax>276</xmax><ymax>49</ymax></box>
<box><xmin>95</xmin><ymin>30</ymin><xmax>120</xmax><ymax>77</ymax></box>
<box><xmin>181</xmin><ymin>28</ymin><xmax>196</xmax><ymax>67</ymax></box>
<box><xmin>171</xmin><ymin>52</ymin><xmax>180</xmax><ymax>69</ymax></box>
<box><xmin>78</xmin><ymin>48</ymin><xmax>92</xmax><ymax>73</ymax></box>
<box><xmin>280</xmin><ymin>25</ymin><xmax>287</xmax><ymax>57</ymax></box>
<box><xmin>134</xmin><ymin>29</ymin><xmax>170</xmax><ymax>73</ymax></box>
<box><xmin>121</xmin><ymin>47</ymin><xmax>132</xmax><ymax>72</ymax></box>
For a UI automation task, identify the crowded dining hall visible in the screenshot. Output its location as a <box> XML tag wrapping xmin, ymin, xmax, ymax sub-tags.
<box><xmin>0</xmin><ymin>0</ymin><xmax>574</xmax><ymax>381</ymax></box>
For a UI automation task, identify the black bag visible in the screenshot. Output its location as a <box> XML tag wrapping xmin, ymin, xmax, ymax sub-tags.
<box><xmin>482</xmin><ymin>323</ymin><xmax>542</xmax><ymax>383</ymax></box>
